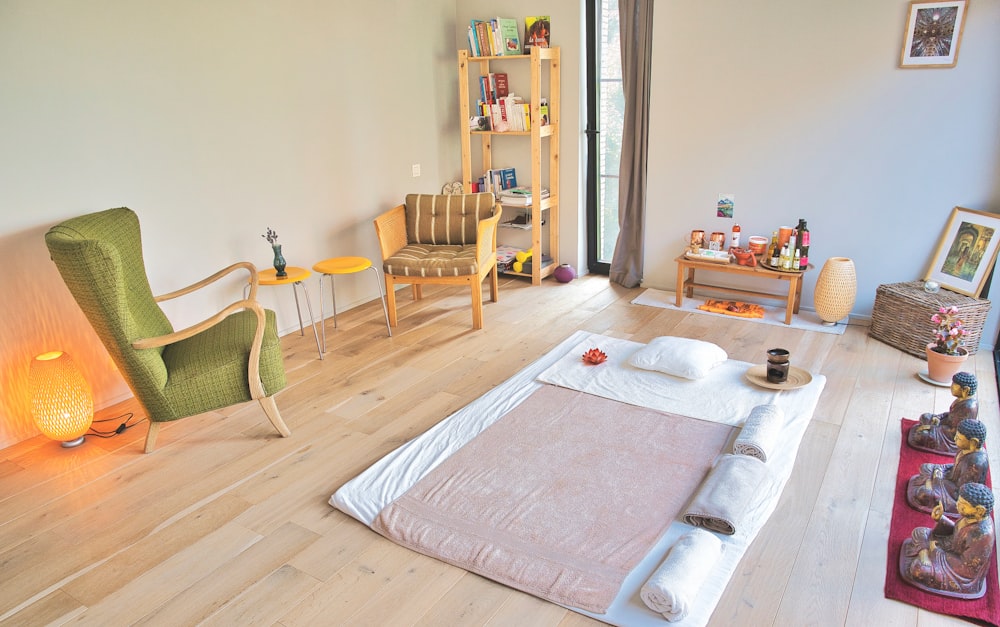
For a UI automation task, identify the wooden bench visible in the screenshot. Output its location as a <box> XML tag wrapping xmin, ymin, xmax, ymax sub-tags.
<box><xmin>674</xmin><ymin>254</ymin><xmax>806</xmax><ymax>325</ymax></box>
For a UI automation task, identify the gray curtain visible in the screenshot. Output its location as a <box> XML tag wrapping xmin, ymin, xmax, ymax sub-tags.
<box><xmin>609</xmin><ymin>0</ymin><xmax>654</xmax><ymax>288</ymax></box>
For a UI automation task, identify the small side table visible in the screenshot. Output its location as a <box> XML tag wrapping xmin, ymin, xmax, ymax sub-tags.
<box><xmin>312</xmin><ymin>256</ymin><xmax>392</xmax><ymax>355</ymax></box>
<box><xmin>254</xmin><ymin>266</ymin><xmax>323</xmax><ymax>359</ymax></box>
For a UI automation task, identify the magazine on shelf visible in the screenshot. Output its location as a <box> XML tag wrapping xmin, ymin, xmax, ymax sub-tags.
<box><xmin>499</xmin><ymin>186</ymin><xmax>549</xmax><ymax>206</ymax></box>
<box><xmin>524</xmin><ymin>16</ymin><xmax>550</xmax><ymax>51</ymax></box>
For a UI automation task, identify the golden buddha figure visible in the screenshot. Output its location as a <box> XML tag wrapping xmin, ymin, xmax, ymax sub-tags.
<box><xmin>908</xmin><ymin>372</ymin><xmax>978</xmax><ymax>456</ymax></box>
<box><xmin>907</xmin><ymin>419</ymin><xmax>989</xmax><ymax>515</ymax></box>
<box><xmin>900</xmin><ymin>482</ymin><xmax>995</xmax><ymax>599</ymax></box>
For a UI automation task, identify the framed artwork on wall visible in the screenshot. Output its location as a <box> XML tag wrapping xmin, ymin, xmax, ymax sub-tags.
<box><xmin>899</xmin><ymin>0</ymin><xmax>969</xmax><ymax>68</ymax></box>
<box><xmin>924</xmin><ymin>206</ymin><xmax>1000</xmax><ymax>298</ymax></box>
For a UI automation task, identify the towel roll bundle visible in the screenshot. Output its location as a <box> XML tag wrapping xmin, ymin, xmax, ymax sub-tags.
<box><xmin>640</xmin><ymin>528</ymin><xmax>724</xmax><ymax>622</ymax></box>
<box><xmin>682</xmin><ymin>453</ymin><xmax>774</xmax><ymax>536</ymax></box>
<box><xmin>732</xmin><ymin>404</ymin><xmax>784</xmax><ymax>462</ymax></box>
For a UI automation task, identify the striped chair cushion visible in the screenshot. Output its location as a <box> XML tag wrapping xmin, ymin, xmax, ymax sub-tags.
<box><xmin>384</xmin><ymin>243</ymin><xmax>480</xmax><ymax>277</ymax></box>
<box><xmin>404</xmin><ymin>193</ymin><xmax>496</xmax><ymax>245</ymax></box>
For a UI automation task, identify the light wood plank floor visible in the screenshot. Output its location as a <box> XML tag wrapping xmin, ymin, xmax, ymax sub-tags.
<box><xmin>1</xmin><ymin>274</ymin><xmax>996</xmax><ymax>626</ymax></box>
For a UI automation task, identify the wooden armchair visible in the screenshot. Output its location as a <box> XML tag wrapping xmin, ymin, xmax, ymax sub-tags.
<box><xmin>44</xmin><ymin>207</ymin><xmax>290</xmax><ymax>452</ymax></box>
<box><xmin>374</xmin><ymin>193</ymin><xmax>502</xmax><ymax>330</ymax></box>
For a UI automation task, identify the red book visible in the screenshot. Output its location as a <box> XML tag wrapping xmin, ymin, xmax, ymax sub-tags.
<box><xmin>494</xmin><ymin>73</ymin><xmax>509</xmax><ymax>97</ymax></box>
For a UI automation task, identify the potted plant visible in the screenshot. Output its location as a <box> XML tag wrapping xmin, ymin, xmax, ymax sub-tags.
<box><xmin>925</xmin><ymin>306</ymin><xmax>969</xmax><ymax>383</ymax></box>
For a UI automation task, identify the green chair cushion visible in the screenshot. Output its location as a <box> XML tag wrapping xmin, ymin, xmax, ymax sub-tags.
<box><xmin>162</xmin><ymin>309</ymin><xmax>286</xmax><ymax>419</ymax></box>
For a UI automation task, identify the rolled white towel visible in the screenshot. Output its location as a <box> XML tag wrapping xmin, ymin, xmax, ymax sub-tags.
<box><xmin>640</xmin><ymin>528</ymin><xmax>724</xmax><ymax>622</ymax></box>
<box><xmin>682</xmin><ymin>454</ymin><xmax>774</xmax><ymax>536</ymax></box>
<box><xmin>732</xmin><ymin>404</ymin><xmax>784</xmax><ymax>462</ymax></box>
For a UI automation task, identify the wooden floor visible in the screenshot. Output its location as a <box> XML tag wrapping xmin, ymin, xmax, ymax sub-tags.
<box><xmin>1</xmin><ymin>274</ymin><xmax>997</xmax><ymax>626</ymax></box>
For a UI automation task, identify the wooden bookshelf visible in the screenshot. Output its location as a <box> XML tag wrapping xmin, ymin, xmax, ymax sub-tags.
<box><xmin>458</xmin><ymin>46</ymin><xmax>560</xmax><ymax>285</ymax></box>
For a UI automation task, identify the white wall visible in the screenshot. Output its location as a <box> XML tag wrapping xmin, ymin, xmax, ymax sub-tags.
<box><xmin>0</xmin><ymin>0</ymin><xmax>461</xmax><ymax>448</ymax></box>
<box><xmin>643</xmin><ymin>1</ymin><xmax>1000</xmax><ymax>346</ymax></box>
<box><xmin>2</xmin><ymin>0</ymin><xmax>997</xmax><ymax>449</ymax></box>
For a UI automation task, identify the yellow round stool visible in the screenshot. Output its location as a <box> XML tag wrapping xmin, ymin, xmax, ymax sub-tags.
<box><xmin>312</xmin><ymin>256</ymin><xmax>392</xmax><ymax>354</ymax></box>
<box><xmin>253</xmin><ymin>266</ymin><xmax>323</xmax><ymax>359</ymax></box>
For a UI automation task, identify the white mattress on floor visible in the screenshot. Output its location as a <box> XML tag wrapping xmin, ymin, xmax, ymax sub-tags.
<box><xmin>330</xmin><ymin>330</ymin><xmax>826</xmax><ymax>626</ymax></box>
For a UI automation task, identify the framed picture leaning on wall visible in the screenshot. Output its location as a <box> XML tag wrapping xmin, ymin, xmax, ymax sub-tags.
<box><xmin>899</xmin><ymin>0</ymin><xmax>968</xmax><ymax>68</ymax></box>
<box><xmin>925</xmin><ymin>206</ymin><xmax>1000</xmax><ymax>298</ymax></box>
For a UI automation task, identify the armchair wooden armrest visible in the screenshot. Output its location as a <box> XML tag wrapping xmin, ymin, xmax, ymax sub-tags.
<box><xmin>373</xmin><ymin>204</ymin><xmax>408</xmax><ymax>260</ymax></box>
<box><xmin>155</xmin><ymin>261</ymin><xmax>260</xmax><ymax>303</ymax></box>
<box><xmin>476</xmin><ymin>205</ymin><xmax>502</xmax><ymax>268</ymax></box>
<box><xmin>135</xmin><ymin>261</ymin><xmax>271</xmax><ymax>400</ymax></box>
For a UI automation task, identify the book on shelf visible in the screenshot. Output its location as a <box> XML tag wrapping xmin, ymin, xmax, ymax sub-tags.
<box><xmin>472</xmin><ymin>19</ymin><xmax>491</xmax><ymax>55</ymax></box>
<box><xmin>468</xmin><ymin>16</ymin><xmax>523</xmax><ymax>56</ymax></box>
<box><xmin>539</xmin><ymin>98</ymin><xmax>549</xmax><ymax>126</ymax></box>
<box><xmin>524</xmin><ymin>16</ymin><xmax>550</xmax><ymax>52</ymax></box>
<box><xmin>482</xmin><ymin>168</ymin><xmax>518</xmax><ymax>196</ymax></box>
<box><xmin>467</xmin><ymin>25</ymin><xmax>479</xmax><ymax>56</ymax></box>
<box><xmin>497</xmin><ymin>17</ymin><xmax>520</xmax><ymax>55</ymax></box>
<box><xmin>501</xmin><ymin>168</ymin><xmax>517</xmax><ymax>189</ymax></box>
<box><xmin>494</xmin><ymin>72</ymin><xmax>509</xmax><ymax>97</ymax></box>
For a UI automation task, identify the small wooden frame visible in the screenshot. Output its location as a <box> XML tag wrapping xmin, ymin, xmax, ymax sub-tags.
<box><xmin>899</xmin><ymin>1</ymin><xmax>969</xmax><ymax>68</ymax></box>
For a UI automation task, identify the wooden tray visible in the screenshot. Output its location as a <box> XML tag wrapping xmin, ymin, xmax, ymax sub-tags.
<box><xmin>744</xmin><ymin>364</ymin><xmax>813</xmax><ymax>390</ymax></box>
<box><xmin>684</xmin><ymin>250</ymin><xmax>732</xmax><ymax>264</ymax></box>
<box><xmin>758</xmin><ymin>257</ymin><xmax>805</xmax><ymax>273</ymax></box>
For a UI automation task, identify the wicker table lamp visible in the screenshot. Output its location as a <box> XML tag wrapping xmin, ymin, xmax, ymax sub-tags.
<box><xmin>814</xmin><ymin>257</ymin><xmax>856</xmax><ymax>325</ymax></box>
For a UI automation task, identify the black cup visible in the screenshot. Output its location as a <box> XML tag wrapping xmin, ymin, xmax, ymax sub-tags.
<box><xmin>766</xmin><ymin>348</ymin><xmax>790</xmax><ymax>383</ymax></box>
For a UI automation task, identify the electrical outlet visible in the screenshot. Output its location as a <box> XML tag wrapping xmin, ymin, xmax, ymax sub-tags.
<box><xmin>411</xmin><ymin>164</ymin><xmax>421</xmax><ymax>177</ymax></box>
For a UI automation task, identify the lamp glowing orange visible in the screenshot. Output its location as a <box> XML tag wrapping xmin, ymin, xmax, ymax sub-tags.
<box><xmin>29</xmin><ymin>351</ymin><xmax>93</xmax><ymax>447</ymax></box>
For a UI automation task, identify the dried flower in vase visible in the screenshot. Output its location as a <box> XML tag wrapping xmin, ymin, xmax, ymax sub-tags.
<box><xmin>262</xmin><ymin>228</ymin><xmax>279</xmax><ymax>245</ymax></box>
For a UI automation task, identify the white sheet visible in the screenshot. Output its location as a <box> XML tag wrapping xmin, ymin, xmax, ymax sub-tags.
<box><xmin>537</xmin><ymin>334</ymin><xmax>824</xmax><ymax>428</ymax></box>
<box><xmin>330</xmin><ymin>330</ymin><xmax>827</xmax><ymax>627</ymax></box>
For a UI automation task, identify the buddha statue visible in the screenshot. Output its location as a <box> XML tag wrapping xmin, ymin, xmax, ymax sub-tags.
<box><xmin>907</xmin><ymin>371</ymin><xmax>978</xmax><ymax>455</ymax></box>
<box><xmin>900</xmin><ymin>482</ymin><xmax>995</xmax><ymax>599</ymax></box>
<box><xmin>907</xmin><ymin>419</ymin><xmax>989</xmax><ymax>515</ymax></box>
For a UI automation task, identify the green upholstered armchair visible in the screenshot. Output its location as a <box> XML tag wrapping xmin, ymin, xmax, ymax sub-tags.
<box><xmin>44</xmin><ymin>207</ymin><xmax>290</xmax><ymax>453</ymax></box>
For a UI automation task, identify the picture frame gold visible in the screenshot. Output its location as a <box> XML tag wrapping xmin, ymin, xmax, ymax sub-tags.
<box><xmin>899</xmin><ymin>0</ymin><xmax>968</xmax><ymax>69</ymax></box>
<box><xmin>924</xmin><ymin>206</ymin><xmax>1000</xmax><ymax>298</ymax></box>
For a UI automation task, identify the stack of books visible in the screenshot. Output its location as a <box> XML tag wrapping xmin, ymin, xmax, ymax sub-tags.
<box><xmin>499</xmin><ymin>186</ymin><xmax>549</xmax><ymax>206</ymax></box>
<box><xmin>468</xmin><ymin>17</ymin><xmax>520</xmax><ymax>56</ymax></box>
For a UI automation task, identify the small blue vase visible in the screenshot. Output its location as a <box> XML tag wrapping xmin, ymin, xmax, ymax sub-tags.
<box><xmin>272</xmin><ymin>244</ymin><xmax>287</xmax><ymax>277</ymax></box>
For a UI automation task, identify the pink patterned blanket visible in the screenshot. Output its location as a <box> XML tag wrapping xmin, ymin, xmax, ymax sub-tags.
<box><xmin>372</xmin><ymin>385</ymin><xmax>734</xmax><ymax>613</ymax></box>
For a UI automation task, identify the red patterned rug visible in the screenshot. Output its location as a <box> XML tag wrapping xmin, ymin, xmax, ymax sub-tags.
<box><xmin>884</xmin><ymin>419</ymin><xmax>1000</xmax><ymax>625</ymax></box>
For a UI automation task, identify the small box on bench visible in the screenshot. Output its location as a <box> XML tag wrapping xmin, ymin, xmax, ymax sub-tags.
<box><xmin>869</xmin><ymin>281</ymin><xmax>991</xmax><ymax>357</ymax></box>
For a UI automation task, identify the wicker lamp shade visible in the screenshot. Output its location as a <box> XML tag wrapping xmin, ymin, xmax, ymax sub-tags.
<box><xmin>814</xmin><ymin>257</ymin><xmax>856</xmax><ymax>325</ymax></box>
<box><xmin>29</xmin><ymin>351</ymin><xmax>93</xmax><ymax>447</ymax></box>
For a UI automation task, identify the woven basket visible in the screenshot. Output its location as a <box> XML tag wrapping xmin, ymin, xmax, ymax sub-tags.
<box><xmin>869</xmin><ymin>281</ymin><xmax>991</xmax><ymax>357</ymax></box>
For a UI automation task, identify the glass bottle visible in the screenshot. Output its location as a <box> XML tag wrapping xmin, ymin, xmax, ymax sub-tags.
<box><xmin>797</xmin><ymin>219</ymin><xmax>810</xmax><ymax>270</ymax></box>
<box><xmin>730</xmin><ymin>223</ymin><xmax>741</xmax><ymax>251</ymax></box>
<box><xmin>780</xmin><ymin>243</ymin><xmax>791</xmax><ymax>270</ymax></box>
<box><xmin>769</xmin><ymin>231</ymin><xmax>780</xmax><ymax>267</ymax></box>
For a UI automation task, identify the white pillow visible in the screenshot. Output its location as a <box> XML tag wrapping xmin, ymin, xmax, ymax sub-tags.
<box><xmin>628</xmin><ymin>336</ymin><xmax>728</xmax><ymax>379</ymax></box>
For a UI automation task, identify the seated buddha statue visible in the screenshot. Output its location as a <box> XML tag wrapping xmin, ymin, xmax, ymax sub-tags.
<box><xmin>907</xmin><ymin>419</ymin><xmax>989</xmax><ymax>515</ymax></box>
<box><xmin>900</xmin><ymin>482</ymin><xmax>995</xmax><ymax>599</ymax></box>
<box><xmin>907</xmin><ymin>371</ymin><xmax>978</xmax><ymax>455</ymax></box>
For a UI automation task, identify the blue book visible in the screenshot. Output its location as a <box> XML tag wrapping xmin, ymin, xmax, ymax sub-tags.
<box><xmin>501</xmin><ymin>168</ymin><xmax>517</xmax><ymax>190</ymax></box>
